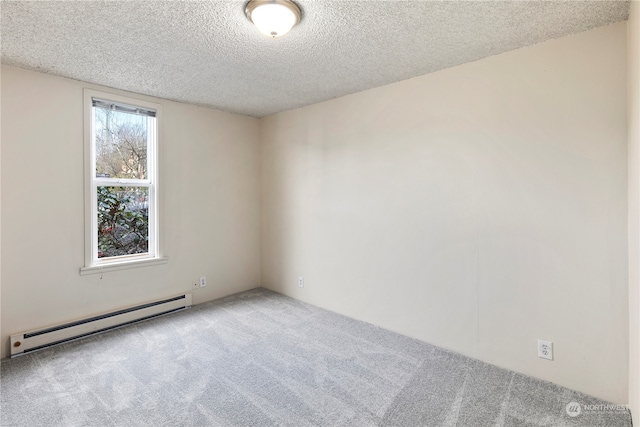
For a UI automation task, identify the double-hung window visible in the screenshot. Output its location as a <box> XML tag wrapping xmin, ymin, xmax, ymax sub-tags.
<box><xmin>82</xmin><ymin>90</ymin><xmax>165</xmax><ymax>274</ymax></box>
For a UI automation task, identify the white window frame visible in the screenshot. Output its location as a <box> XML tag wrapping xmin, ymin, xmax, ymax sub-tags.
<box><xmin>81</xmin><ymin>89</ymin><xmax>167</xmax><ymax>275</ymax></box>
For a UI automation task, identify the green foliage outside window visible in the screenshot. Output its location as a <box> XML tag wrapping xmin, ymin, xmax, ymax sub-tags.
<box><xmin>97</xmin><ymin>186</ymin><xmax>149</xmax><ymax>258</ymax></box>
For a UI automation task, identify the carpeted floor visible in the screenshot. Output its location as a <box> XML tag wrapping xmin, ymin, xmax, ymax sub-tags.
<box><xmin>0</xmin><ymin>288</ymin><xmax>632</xmax><ymax>426</ymax></box>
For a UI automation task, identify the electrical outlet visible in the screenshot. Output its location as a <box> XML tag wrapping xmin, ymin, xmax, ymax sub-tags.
<box><xmin>298</xmin><ymin>276</ymin><xmax>304</xmax><ymax>288</ymax></box>
<box><xmin>199</xmin><ymin>276</ymin><xmax>207</xmax><ymax>288</ymax></box>
<box><xmin>538</xmin><ymin>339</ymin><xmax>553</xmax><ymax>360</ymax></box>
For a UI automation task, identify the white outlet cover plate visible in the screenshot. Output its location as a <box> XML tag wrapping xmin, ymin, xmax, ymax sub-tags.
<box><xmin>199</xmin><ymin>276</ymin><xmax>206</xmax><ymax>287</ymax></box>
<box><xmin>538</xmin><ymin>339</ymin><xmax>553</xmax><ymax>360</ymax></box>
<box><xmin>298</xmin><ymin>277</ymin><xmax>304</xmax><ymax>288</ymax></box>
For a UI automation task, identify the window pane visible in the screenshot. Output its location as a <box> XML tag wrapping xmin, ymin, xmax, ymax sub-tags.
<box><xmin>94</xmin><ymin>107</ymin><xmax>148</xmax><ymax>179</ymax></box>
<box><xmin>97</xmin><ymin>186</ymin><xmax>149</xmax><ymax>258</ymax></box>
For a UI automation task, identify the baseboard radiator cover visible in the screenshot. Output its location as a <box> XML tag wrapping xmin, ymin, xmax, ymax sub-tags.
<box><xmin>10</xmin><ymin>293</ymin><xmax>192</xmax><ymax>357</ymax></box>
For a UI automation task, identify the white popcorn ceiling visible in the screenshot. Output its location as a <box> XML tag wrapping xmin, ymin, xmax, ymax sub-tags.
<box><xmin>0</xmin><ymin>1</ymin><xmax>630</xmax><ymax>118</ymax></box>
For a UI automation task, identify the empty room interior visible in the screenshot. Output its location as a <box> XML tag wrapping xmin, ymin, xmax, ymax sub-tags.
<box><xmin>1</xmin><ymin>0</ymin><xmax>640</xmax><ymax>426</ymax></box>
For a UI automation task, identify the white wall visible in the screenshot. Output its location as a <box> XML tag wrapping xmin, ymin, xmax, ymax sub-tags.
<box><xmin>0</xmin><ymin>65</ymin><xmax>3</xmax><ymax>360</ymax></box>
<box><xmin>628</xmin><ymin>0</ymin><xmax>640</xmax><ymax>421</ymax></box>
<box><xmin>261</xmin><ymin>23</ymin><xmax>628</xmax><ymax>404</ymax></box>
<box><xmin>0</xmin><ymin>65</ymin><xmax>261</xmax><ymax>359</ymax></box>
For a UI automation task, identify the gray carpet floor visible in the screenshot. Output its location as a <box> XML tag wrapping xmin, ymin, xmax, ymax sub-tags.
<box><xmin>0</xmin><ymin>288</ymin><xmax>632</xmax><ymax>427</ymax></box>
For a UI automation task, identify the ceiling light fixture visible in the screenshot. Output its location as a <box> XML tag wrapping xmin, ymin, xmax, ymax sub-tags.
<box><xmin>246</xmin><ymin>0</ymin><xmax>301</xmax><ymax>38</ymax></box>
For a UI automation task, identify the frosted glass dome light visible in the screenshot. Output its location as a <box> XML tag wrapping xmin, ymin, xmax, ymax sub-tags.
<box><xmin>246</xmin><ymin>0</ymin><xmax>301</xmax><ymax>38</ymax></box>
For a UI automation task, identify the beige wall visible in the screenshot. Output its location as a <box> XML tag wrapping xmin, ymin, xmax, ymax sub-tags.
<box><xmin>0</xmin><ymin>65</ymin><xmax>261</xmax><ymax>359</ymax></box>
<box><xmin>261</xmin><ymin>23</ymin><xmax>629</xmax><ymax>404</ymax></box>
<box><xmin>628</xmin><ymin>0</ymin><xmax>640</xmax><ymax>421</ymax></box>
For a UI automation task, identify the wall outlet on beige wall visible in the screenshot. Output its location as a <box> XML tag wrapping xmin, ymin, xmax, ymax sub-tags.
<box><xmin>538</xmin><ymin>340</ymin><xmax>553</xmax><ymax>360</ymax></box>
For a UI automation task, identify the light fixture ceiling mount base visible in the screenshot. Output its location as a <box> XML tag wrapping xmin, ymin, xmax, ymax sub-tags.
<box><xmin>246</xmin><ymin>0</ymin><xmax>301</xmax><ymax>38</ymax></box>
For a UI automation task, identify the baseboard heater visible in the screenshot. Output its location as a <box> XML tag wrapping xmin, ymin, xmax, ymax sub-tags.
<box><xmin>10</xmin><ymin>293</ymin><xmax>192</xmax><ymax>358</ymax></box>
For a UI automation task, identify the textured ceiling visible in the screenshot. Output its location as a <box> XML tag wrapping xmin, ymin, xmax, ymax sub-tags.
<box><xmin>1</xmin><ymin>1</ymin><xmax>630</xmax><ymax>118</ymax></box>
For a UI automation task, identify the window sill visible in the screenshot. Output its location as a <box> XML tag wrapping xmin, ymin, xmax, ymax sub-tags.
<box><xmin>80</xmin><ymin>257</ymin><xmax>168</xmax><ymax>276</ymax></box>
